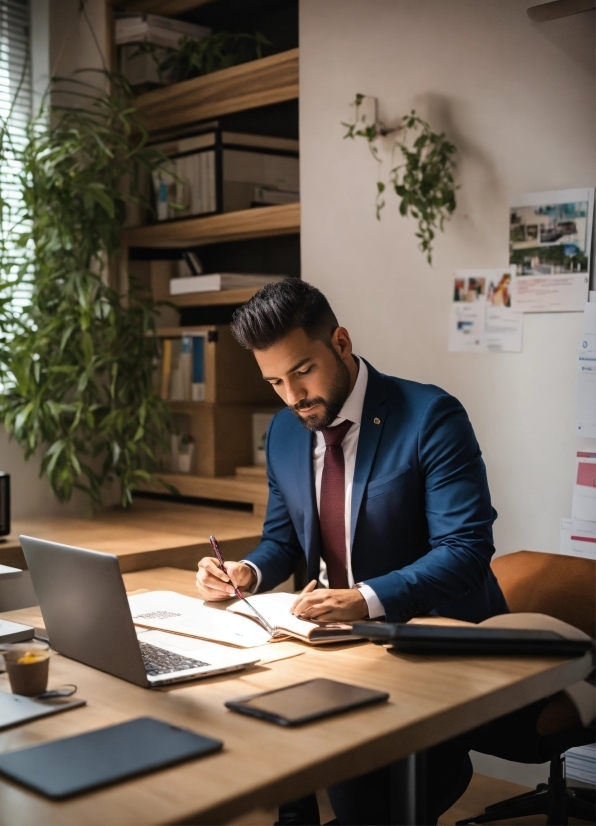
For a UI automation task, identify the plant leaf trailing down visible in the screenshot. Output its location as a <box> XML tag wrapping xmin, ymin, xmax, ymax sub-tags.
<box><xmin>342</xmin><ymin>95</ymin><xmax>458</xmax><ymax>264</ymax></box>
<box><xmin>0</xmin><ymin>71</ymin><xmax>174</xmax><ymax>507</ymax></box>
<box><xmin>135</xmin><ymin>31</ymin><xmax>271</xmax><ymax>85</ymax></box>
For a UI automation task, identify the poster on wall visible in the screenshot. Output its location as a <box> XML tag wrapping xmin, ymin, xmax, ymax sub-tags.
<box><xmin>448</xmin><ymin>268</ymin><xmax>523</xmax><ymax>353</ymax></box>
<box><xmin>510</xmin><ymin>188</ymin><xmax>594</xmax><ymax>313</ymax></box>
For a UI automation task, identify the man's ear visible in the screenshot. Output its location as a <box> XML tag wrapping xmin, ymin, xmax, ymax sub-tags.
<box><xmin>332</xmin><ymin>327</ymin><xmax>353</xmax><ymax>361</ymax></box>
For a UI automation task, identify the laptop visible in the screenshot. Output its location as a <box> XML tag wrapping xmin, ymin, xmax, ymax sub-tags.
<box><xmin>19</xmin><ymin>535</ymin><xmax>260</xmax><ymax>688</ymax></box>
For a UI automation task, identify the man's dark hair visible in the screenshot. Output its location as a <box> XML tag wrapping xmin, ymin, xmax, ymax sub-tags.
<box><xmin>230</xmin><ymin>279</ymin><xmax>339</xmax><ymax>351</ymax></box>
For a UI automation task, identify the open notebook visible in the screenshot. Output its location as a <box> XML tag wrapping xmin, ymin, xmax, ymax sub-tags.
<box><xmin>128</xmin><ymin>591</ymin><xmax>359</xmax><ymax>648</ymax></box>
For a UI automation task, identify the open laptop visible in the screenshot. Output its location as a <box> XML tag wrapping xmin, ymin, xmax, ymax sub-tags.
<box><xmin>19</xmin><ymin>535</ymin><xmax>260</xmax><ymax>688</ymax></box>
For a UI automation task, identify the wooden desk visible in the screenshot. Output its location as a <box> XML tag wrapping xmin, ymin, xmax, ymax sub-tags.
<box><xmin>0</xmin><ymin>568</ymin><xmax>592</xmax><ymax>826</ymax></box>
<box><xmin>0</xmin><ymin>499</ymin><xmax>263</xmax><ymax>572</ymax></box>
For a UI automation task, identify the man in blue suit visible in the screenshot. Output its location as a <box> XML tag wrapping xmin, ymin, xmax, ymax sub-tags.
<box><xmin>196</xmin><ymin>279</ymin><xmax>507</xmax><ymax>823</ymax></box>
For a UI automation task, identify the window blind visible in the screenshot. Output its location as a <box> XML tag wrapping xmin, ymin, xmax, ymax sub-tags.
<box><xmin>0</xmin><ymin>0</ymin><xmax>32</xmax><ymax>314</ymax></box>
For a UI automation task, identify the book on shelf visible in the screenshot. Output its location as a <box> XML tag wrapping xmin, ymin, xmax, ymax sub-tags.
<box><xmin>159</xmin><ymin>333</ymin><xmax>206</xmax><ymax>403</ymax></box>
<box><xmin>128</xmin><ymin>591</ymin><xmax>362</xmax><ymax>648</ymax></box>
<box><xmin>169</xmin><ymin>273</ymin><xmax>286</xmax><ymax>296</ymax></box>
<box><xmin>150</xmin><ymin>130</ymin><xmax>299</xmax><ymax>221</ymax></box>
<box><xmin>252</xmin><ymin>186</ymin><xmax>299</xmax><ymax>206</ymax></box>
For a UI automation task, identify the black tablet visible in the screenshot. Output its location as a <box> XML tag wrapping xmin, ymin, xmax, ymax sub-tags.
<box><xmin>225</xmin><ymin>678</ymin><xmax>389</xmax><ymax>726</ymax></box>
<box><xmin>0</xmin><ymin>717</ymin><xmax>223</xmax><ymax>799</ymax></box>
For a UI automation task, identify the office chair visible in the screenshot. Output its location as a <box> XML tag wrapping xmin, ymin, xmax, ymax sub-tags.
<box><xmin>457</xmin><ymin>550</ymin><xmax>596</xmax><ymax>826</ymax></box>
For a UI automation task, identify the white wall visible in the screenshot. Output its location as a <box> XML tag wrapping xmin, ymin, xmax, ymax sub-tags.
<box><xmin>300</xmin><ymin>0</ymin><xmax>595</xmax><ymax>559</ymax></box>
<box><xmin>0</xmin><ymin>0</ymin><xmax>109</xmax><ymax>520</ymax></box>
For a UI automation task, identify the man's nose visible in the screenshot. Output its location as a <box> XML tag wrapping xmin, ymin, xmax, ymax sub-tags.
<box><xmin>285</xmin><ymin>383</ymin><xmax>306</xmax><ymax>408</ymax></box>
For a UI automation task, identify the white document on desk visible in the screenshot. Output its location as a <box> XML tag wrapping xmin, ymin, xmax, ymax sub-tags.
<box><xmin>128</xmin><ymin>591</ymin><xmax>272</xmax><ymax>647</ymax></box>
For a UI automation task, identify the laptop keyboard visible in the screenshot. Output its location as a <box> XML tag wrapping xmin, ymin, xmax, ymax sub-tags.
<box><xmin>139</xmin><ymin>641</ymin><xmax>209</xmax><ymax>676</ymax></box>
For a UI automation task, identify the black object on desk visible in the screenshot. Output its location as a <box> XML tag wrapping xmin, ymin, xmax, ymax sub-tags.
<box><xmin>0</xmin><ymin>716</ymin><xmax>223</xmax><ymax>799</ymax></box>
<box><xmin>351</xmin><ymin>622</ymin><xmax>595</xmax><ymax>657</ymax></box>
<box><xmin>226</xmin><ymin>678</ymin><xmax>389</xmax><ymax>726</ymax></box>
<box><xmin>0</xmin><ymin>473</ymin><xmax>9</xmax><ymax>537</ymax></box>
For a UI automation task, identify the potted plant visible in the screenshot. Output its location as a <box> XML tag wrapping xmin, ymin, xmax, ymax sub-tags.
<box><xmin>0</xmin><ymin>72</ymin><xmax>173</xmax><ymax>507</ymax></box>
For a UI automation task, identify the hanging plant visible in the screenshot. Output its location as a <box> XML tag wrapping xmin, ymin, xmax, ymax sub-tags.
<box><xmin>342</xmin><ymin>94</ymin><xmax>458</xmax><ymax>264</ymax></box>
<box><xmin>0</xmin><ymin>71</ymin><xmax>173</xmax><ymax>507</ymax></box>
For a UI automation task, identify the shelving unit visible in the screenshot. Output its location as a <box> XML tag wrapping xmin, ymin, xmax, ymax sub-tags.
<box><xmin>115</xmin><ymin>0</ymin><xmax>298</xmax><ymax>510</ymax></box>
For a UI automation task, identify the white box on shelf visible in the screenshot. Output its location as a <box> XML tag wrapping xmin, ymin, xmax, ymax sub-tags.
<box><xmin>169</xmin><ymin>274</ymin><xmax>285</xmax><ymax>295</ymax></box>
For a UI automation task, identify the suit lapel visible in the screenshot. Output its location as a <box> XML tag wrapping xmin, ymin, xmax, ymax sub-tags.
<box><xmin>295</xmin><ymin>425</ymin><xmax>321</xmax><ymax>577</ymax></box>
<box><xmin>350</xmin><ymin>362</ymin><xmax>389</xmax><ymax>549</ymax></box>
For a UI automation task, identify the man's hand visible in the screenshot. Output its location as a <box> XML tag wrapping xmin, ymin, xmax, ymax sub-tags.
<box><xmin>196</xmin><ymin>558</ymin><xmax>256</xmax><ymax>602</ymax></box>
<box><xmin>290</xmin><ymin>583</ymin><xmax>369</xmax><ymax>622</ymax></box>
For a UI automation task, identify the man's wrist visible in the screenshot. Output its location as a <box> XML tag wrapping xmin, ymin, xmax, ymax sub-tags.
<box><xmin>240</xmin><ymin>560</ymin><xmax>260</xmax><ymax>592</ymax></box>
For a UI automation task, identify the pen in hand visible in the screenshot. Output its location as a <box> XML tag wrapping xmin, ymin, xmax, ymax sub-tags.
<box><xmin>208</xmin><ymin>535</ymin><xmax>276</xmax><ymax>636</ymax></box>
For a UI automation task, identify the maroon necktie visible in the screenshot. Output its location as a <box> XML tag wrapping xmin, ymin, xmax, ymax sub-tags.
<box><xmin>320</xmin><ymin>419</ymin><xmax>353</xmax><ymax>589</ymax></box>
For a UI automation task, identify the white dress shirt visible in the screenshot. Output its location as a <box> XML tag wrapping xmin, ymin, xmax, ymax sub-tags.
<box><xmin>244</xmin><ymin>356</ymin><xmax>385</xmax><ymax>619</ymax></box>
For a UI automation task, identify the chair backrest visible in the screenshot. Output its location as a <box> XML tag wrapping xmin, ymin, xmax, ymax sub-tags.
<box><xmin>491</xmin><ymin>551</ymin><xmax>596</xmax><ymax>639</ymax></box>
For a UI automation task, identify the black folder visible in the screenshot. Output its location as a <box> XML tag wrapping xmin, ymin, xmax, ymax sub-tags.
<box><xmin>0</xmin><ymin>716</ymin><xmax>222</xmax><ymax>799</ymax></box>
<box><xmin>350</xmin><ymin>623</ymin><xmax>595</xmax><ymax>657</ymax></box>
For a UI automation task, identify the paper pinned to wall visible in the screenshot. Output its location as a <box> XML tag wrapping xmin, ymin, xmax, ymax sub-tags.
<box><xmin>575</xmin><ymin>297</ymin><xmax>596</xmax><ymax>438</ymax></box>
<box><xmin>510</xmin><ymin>188</ymin><xmax>594</xmax><ymax>313</ymax></box>
<box><xmin>448</xmin><ymin>268</ymin><xmax>523</xmax><ymax>353</ymax></box>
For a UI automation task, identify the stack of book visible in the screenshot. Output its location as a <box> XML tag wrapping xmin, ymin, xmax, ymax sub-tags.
<box><xmin>115</xmin><ymin>14</ymin><xmax>211</xmax><ymax>88</ymax></box>
<box><xmin>151</xmin><ymin>129</ymin><xmax>299</xmax><ymax>220</ymax></box>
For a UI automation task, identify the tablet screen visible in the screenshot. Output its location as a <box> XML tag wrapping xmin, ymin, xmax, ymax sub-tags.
<box><xmin>229</xmin><ymin>678</ymin><xmax>389</xmax><ymax>724</ymax></box>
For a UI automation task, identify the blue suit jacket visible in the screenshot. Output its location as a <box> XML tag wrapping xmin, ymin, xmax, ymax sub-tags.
<box><xmin>246</xmin><ymin>361</ymin><xmax>508</xmax><ymax>623</ymax></box>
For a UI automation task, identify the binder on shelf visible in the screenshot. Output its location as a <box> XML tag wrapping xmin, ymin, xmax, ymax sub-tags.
<box><xmin>157</xmin><ymin>332</ymin><xmax>207</xmax><ymax>403</ymax></box>
<box><xmin>150</xmin><ymin>130</ymin><xmax>299</xmax><ymax>222</ymax></box>
<box><xmin>253</xmin><ymin>186</ymin><xmax>299</xmax><ymax>206</ymax></box>
<box><xmin>192</xmin><ymin>336</ymin><xmax>205</xmax><ymax>402</ymax></box>
<box><xmin>159</xmin><ymin>339</ymin><xmax>172</xmax><ymax>401</ymax></box>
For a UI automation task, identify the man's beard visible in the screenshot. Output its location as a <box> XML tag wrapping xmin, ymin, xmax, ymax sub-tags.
<box><xmin>289</xmin><ymin>353</ymin><xmax>352</xmax><ymax>432</ymax></box>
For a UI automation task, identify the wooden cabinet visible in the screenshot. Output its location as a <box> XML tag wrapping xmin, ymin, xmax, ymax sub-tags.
<box><xmin>157</xmin><ymin>325</ymin><xmax>278</xmax><ymax>405</ymax></box>
<box><xmin>170</xmin><ymin>401</ymin><xmax>279</xmax><ymax>476</ymax></box>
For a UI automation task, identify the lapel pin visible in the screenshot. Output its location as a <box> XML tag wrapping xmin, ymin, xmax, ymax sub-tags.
<box><xmin>374</xmin><ymin>417</ymin><xmax>381</xmax><ymax>425</ymax></box>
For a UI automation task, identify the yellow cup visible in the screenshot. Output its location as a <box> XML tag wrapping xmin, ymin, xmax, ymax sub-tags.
<box><xmin>2</xmin><ymin>642</ymin><xmax>51</xmax><ymax>697</ymax></box>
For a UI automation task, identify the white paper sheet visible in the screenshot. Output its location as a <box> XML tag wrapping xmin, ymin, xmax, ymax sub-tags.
<box><xmin>128</xmin><ymin>591</ymin><xmax>272</xmax><ymax>648</ymax></box>
<box><xmin>510</xmin><ymin>189</ymin><xmax>594</xmax><ymax>313</ymax></box>
<box><xmin>560</xmin><ymin>518</ymin><xmax>596</xmax><ymax>560</ymax></box>
<box><xmin>576</xmin><ymin>298</ymin><xmax>596</xmax><ymax>437</ymax></box>
<box><xmin>449</xmin><ymin>269</ymin><xmax>523</xmax><ymax>353</ymax></box>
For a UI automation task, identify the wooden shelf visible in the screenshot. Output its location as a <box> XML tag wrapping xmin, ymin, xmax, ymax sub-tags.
<box><xmin>170</xmin><ymin>287</ymin><xmax>261</xmax><ymax>308</ymax></box>
<box><xmin>122</xmin><ymin>202</ymin><xmax>300</xmax><ymax>250</ymax></box>
<box><xmin>146</xmin><ymin>473</ymin><xmax>269</xmax><ymax>513</ymax></box>
<box><xmin>114</xmin><ymin>0</ymin><xmax>215</xmax><ymax>13</ymax></box>
<box><xmin>135</xmin><ymin>49</ymin><xmax>299</xmax><ymax>134</ymax></box>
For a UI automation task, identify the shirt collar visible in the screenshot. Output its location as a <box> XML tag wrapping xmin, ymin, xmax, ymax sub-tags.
<box><xmin>331</xmin><ymin>356</ymin><xmax>368</xmax><ymax>427</ymax></box>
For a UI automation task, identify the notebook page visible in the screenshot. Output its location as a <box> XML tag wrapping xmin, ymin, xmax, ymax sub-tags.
<box><xmin>227</xmin><ymin>592</ymin><xmax>351</xmax><ymax>640</ymax></box>
<box><xmin>128</xmin><ymin>591</ymin><xmax>272</xmax><ymax>647</ymax></box>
